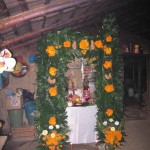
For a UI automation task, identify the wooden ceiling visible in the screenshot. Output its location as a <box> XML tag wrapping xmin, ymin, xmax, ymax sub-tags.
<box><xmin>0</xmin><ymin>0</ymin><xmax>150</xmax><ymax>50</ymax></box>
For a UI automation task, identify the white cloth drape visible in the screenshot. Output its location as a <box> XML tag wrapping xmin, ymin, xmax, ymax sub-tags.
<box><xmin>66</xmin><ymin>105</ymin><xmax>97</xmax><ymax>144</ymax></box>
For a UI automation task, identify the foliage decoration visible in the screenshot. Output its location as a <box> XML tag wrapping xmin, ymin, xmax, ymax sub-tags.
<box><xmin>35</xmin><ymin>14</ymin><xmax>124</xmax><ymax>150</ymax></box>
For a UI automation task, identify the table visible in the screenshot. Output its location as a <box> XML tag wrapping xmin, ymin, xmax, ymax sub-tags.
<box><xmin>66</xmin><ymin>105</ymin><xmax>97</xmax><ymax>144</ymax></box>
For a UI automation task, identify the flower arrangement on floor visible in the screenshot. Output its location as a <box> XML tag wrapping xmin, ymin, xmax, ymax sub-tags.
<box><xmin>40</xmin><ymin>116</ymin><xmax>65</xmax><ymax>150</ymax></box>
<box><xmin>101</xmin><ymin>108</ymin><xmax>124</xmax><ymax>150</ymax></box>
<box><xmin>35</xmin><ymin>14</ymin><xmax>125</xmax><ymax>150</ymax></box>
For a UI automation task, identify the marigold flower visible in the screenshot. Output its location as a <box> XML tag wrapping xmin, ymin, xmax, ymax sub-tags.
<box><xmin>49</xmin><ymin>86</ymin><xmax>57</xmax><ymax>96</ymax></box>
<box><xmin>103</xmin><ymin>46</ymin><xmax>112</xmax><ymax>55</ymax></box>
<box><xmin>79</xmin><ymin>39</ymin><xmax>89</xmax><ymax>50</ymax></box>
<box><xmin>63</xmin><ymin>40</ymin><xmax>71</xmax><ymax>48</ymax></box>
<box><xmin>104</xmin><ymin>84</ymin><xmax>114</xmax><ymax>93</ymax></box>
<box><xmin>55</xmin><ymin>45</ymin><xmax>62</xmax><ymax>49</ymax></box>
<box><xmin>106</xmin><ymin>35</ymin><xmax>112</xmax><ymax>42</ymax></box>
<box><xmin>81</xmin><ymin>49</ymin><xmax>88</xmax><ymax>55</ymax></box>
<box><xmin>42</xmin><ymin>136</ymin><xmax>47</xmax><ymax>141</ymax></box>
<box><xmin>103</xmin><ymin>61</ymin><xmax>112</xmax><ymax>69</ymax></box>
<box><xmin>104</xmin><ymin>130</ymin><xmax>122</xmax><ymax>146</ymax></box>
<box><xmin>106</xmin><ymin>108</ymin><xmax>113</xmax><ymax>116</ymax></box>
<box><xmin>49</xmin><ymin>67</ymin><xmax>57</xmax><ymax>76</ymax></box>
<box><xmin>49</xmin><ymin>146</ymin><xmax>55</xmax><ymax>150</ymax></box>
<box><xmin>46</xmin><ymin>46</ymin><xmax>56</xmax><ymax>57</ymax></box>
<box><xmin>95</xmin><ymin>40</ymin><xmax>103</xmax><ymax>48</ymax></box>
<box><xmin>49</xmin><ymin>116</ymin><xmax>56</xmax><ymax>125</ymax></box>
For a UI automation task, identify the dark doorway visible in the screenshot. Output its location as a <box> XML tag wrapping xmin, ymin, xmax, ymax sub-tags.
<box><xmin>123</xmin><ymin>53</ymin><xmax>148</xmax><ymax>120</ymax></box>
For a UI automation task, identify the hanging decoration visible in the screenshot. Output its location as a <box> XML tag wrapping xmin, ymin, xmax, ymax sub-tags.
<box><xmin>0</xmin><ymin>48</ymin><xmax>16</xmax><ymax>73</ymax></box>
<box><xmin>35</xmin><ymin>14</ymin><xmax>125</xmax><ymax>150</ymax></box>
<box><xmin>0</xmin><ymin>48</ymin><xmax>16</xmax><ymax>89</ymax></box>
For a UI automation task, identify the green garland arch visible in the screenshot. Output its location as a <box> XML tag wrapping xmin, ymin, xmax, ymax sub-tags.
<box><xmin>35</xmin><ymin>14</ymin><xmax>125</xmax><ymax>150</ymax></box>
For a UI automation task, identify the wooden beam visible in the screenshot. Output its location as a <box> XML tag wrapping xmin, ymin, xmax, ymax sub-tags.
<box><xmin>10</xmin><ymin>18</ymin><xmax>97</xmax><ymax>50</ymax></box>
<box><xmin>0</xmin><ymin>7</ymin><xmax>99</xmax><ymax>47</ymax></box>
<box><xmin>17</xmin><ymin>0</ymin><xmax>33</xmax><ymax>32</ymax></box>
<box><xmin>0</xmin><ymin>0</ymin><xmax>91</xmax><ymax>30</ymax></box>
<box><xmin>0</xmin><ymin>9</ymin><xmax>100</xmax><ymax>48</ymax></box>
<box><xmin>42</xmin><ymin>0</ymin><xmax>52</xmax><ymax>28</ymax></box>
<box><xmin>44</xmin><ymin>0</ymin><xmax>51</xmax><ymax>5</ymax></box>
<box><xmin>0</xmin><ymin>0</ymin><xmax>20</xmax><ymax>36</ymax></box>
<box><xmin>10</xmin><ymin>38</ymin><xmax>40</xmax><ymax>50</ymax></box>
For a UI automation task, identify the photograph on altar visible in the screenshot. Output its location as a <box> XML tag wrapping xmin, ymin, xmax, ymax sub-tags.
<box><xmin>34</xmin><ymin>14</ymin><xmax>125</xmax><ymax>150</ymax></box>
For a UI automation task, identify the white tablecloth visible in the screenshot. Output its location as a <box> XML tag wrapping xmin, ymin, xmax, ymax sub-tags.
<box><xmin>66</xmin><ymin>105</ymin><xmax>97</xmax><ymax>144</ymax></box>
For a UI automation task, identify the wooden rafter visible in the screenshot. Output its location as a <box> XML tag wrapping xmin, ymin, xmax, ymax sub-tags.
<box><xmin>41</xmin><ymin>0</ymin><xmax>52</xmax><ymax>28</ymax></box>
<box><xmin>0</xmin><ymin>0</ymin><xmax>20</xmax><ymax>37</ymax></box>
<box><xmin>17</xmin><ymin>0</ymin><xmax>32</xmax><ymax>32</ymax></box>
<box><xmin>1</xmin><ymin>9</ymin><xmax>100</xmax><ymax>48</ymax></box>
<box><xmin>0</xmin><ymin>0</ymin><xmax>91</xmax><ymax>30</ymax></box>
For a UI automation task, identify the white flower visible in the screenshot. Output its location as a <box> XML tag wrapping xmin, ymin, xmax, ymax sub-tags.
<box><xmin>103</xmin><ymin>121</ymin><xmax>107</xmax><ymax>126</ymax></box>
<box><xmin>109</xmin><ymin>118</ymin><xmax>114</xmax><ymax>122</ymax></box>
<box><xmin>42</xmin><ymin>130</ymin><xmax>48</xmax><ymax>136</ymax></box>
<box><xmin>51</xmin><ymin>133</ymin><xmax>56</xmax><ymax>138</ymax></box>
<box><xmin>115</xmin><ymin>121</ymin><xmax>119</xmax><ymax>126</ymax></box>
<box><xmin>110</xmin><ymin>127</ymin><xmax>115</xmax><ymax>131</ymax></box>
<box><xmin>49</xmin><ymin>125</ymin><xmax>54</xmax><ymax>130</ymax></box>
<box><xmin>56</xmin><ymin>124</ymin><xmax>60</xmax><ymax>129</ymax></box>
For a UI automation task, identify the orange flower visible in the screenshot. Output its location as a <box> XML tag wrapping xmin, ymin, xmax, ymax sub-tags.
<box><xmin>63</xmin><ymin>40</ymin><xmax>71</xmax><ymax>48</ymax></box>
<box><xmin>55</xmin><ymin>45</ymin><xmax>62</xmax><ymax>49</ymax></box>
<box><xmin>79</xmin><ymin>39</ymin><xmax>89</xmax><ymax>50</ymax></box>
<box><xmin>106</xmin><ymin>35</ymin><xmax>112</xmax><ymax>42</ymax></box>
<box><xmin>49</xmin><ymin>67</ymin><xmax>57</xmax><ymax>76</ymax></box>
<box><xmin>104</xmin><ymin>130</ymin><xmax>122</xmax><ymax>146</ymax></box>
<box><xmin>45</xmin><ymin>131</ymin><xmax>64</xmax><ymax>146</ymax></box>
<box><xmin>103</xmin><ymin>61</ymin><xmax>112</xmax><ymax>69</ymax></box>
<box><xmin>81</xmin><ymin>49</ymin><xmax>88</xmax><ymax>55</ymax></box>
<box><xmin>95</xmin><ymin>40</ymin><xmax>103</xmax><ymax>48</ymax></box>
<box><xmin>49</xmin><ymin>86</ymin><xmax>57</xmax><ymax>96</ymax></box>
<box><xmin>104</xmin><ymin>84</ymin><xmax>114</xmax><ymax>93</ymax></box>
<box><xmin>103</xmin><ymin>46</ymin><xmax>112</xmax><ymax>55</ymax></box>
<box><xmin>42</xmin><ymin>136</ymin><xmax>47</xmax><ymax>141</ymax></box>
<box><xmin>49</xmin><ymin>116</ymin><xmax>56</xmax><ymax>125</ymax></box>
<box><xmin>46</xmin><ymin>46</ymin><xmax>56</xmax><ymax>57</ymax></box>
<box><xmin>49</xmin><ymin>146</ymin><xmax>55</xmax><ymax>150</ymax></box>
<box><xmin>106</xmin><ymin>108</ymin><xmax>113</xmax><ymax>116</ymax></box>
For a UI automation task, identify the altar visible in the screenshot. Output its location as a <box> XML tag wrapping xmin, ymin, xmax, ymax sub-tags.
<box><xmin>66</xmin><ymin>105</ymin><xmax>97</xmax><ymax>144</ymax></box>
